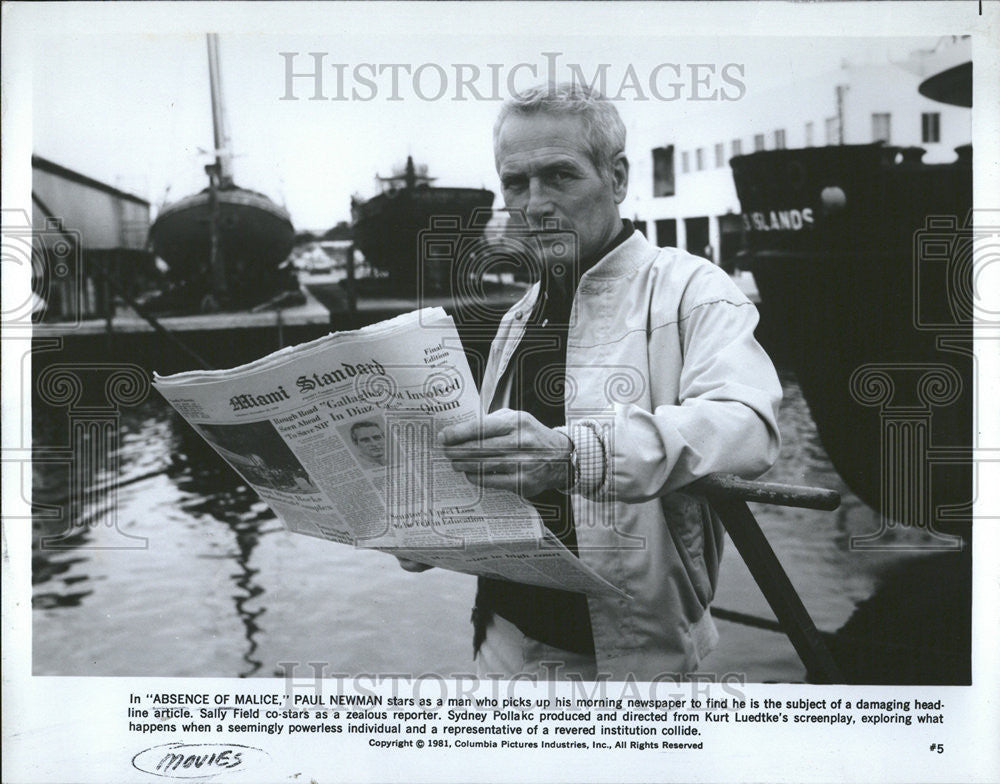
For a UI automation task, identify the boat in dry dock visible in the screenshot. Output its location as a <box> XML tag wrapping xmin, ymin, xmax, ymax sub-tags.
<box><xmin>350</xmin><ymin>156</ymin><xmax>495</xmax><ymax>295</ymax></box>
<box><xmin>147</xmin><ymin>34</ymin><xmax>296</xmax><ymax>313</ymax></box>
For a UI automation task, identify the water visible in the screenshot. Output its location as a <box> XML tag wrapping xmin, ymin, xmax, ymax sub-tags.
<box><xmin>31</xmin><ymin>371</ymin><xmax>934</xmax><ymax>681</ymax></box>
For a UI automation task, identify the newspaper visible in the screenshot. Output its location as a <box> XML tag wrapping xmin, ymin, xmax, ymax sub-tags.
<box><xmin>153</xmin><ymin>307</ymin><xmax>624</xmax><ymax>599</ymax></box>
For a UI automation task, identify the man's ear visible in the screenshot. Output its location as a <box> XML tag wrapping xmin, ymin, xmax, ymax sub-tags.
<box><xmin>611</xmin><ymin>153</ymin><xmax>629</xmax><ymax>205</ymax></box>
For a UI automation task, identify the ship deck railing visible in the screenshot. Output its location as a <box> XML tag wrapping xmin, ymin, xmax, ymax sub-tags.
<box><xmin>690</xmin><ymin>473</ymin><xmax>844</xmax><ymax>683</ymax></box>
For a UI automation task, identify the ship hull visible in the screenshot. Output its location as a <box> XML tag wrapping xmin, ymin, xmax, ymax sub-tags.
<box><xmin>731</xmin><ymin>145</ymin><xmax>972</xmax><ymax>539</ymax></box>
<box><xmin>352</xmin><ymin>186</ymin><xmax>494</xmax><ymax>293</ymax></box>
<box><xmin>149</xmin><ymin>187</ymin><xmax>296</xmax><ymax>309</ymax></box>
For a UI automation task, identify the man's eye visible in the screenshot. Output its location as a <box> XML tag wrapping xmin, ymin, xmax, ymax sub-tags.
<box><xmin>502</xmin><ymin>178</ymin><xmax>526</xmax><ymax>190</ymax></box>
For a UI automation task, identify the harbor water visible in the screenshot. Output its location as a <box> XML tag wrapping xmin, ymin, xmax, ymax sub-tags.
<box><xmin>32</xmin><ymin>370</ymin><xmax>937</xmax><ymax>682</ymax></box>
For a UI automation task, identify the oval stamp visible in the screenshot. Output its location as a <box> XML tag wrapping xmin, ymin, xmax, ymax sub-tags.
<box><xmin>131</xmin><ymin>743</ymin><xmax>268</xmax><ymax>779</ymax></box>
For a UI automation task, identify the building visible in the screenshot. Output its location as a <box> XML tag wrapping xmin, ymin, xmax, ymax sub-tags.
<box><xmin>623</xmin><ymin>50</ymin><xmax>971</xmax><ymax>269</ymax></box>
<box><xmin>31</xmin><ymin>155</ymin><xmax>153</xmax><ymax>321</ymax></box>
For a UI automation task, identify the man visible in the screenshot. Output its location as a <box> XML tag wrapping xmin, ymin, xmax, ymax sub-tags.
<box><xmin>350</xmin><ymin>420</ymin><xmax>386</xmax><ymax>467</ymax></box>
<box><xmin>402</xmin><ymin>82</ymin><xmax>782</xmax><ymax>681</ymax></box>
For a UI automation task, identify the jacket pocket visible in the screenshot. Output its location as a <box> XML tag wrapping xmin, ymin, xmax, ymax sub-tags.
<box><xmin>660</xmin><ymin>491</ymin><xmax>713</xmax><ymax>608</ymax></box>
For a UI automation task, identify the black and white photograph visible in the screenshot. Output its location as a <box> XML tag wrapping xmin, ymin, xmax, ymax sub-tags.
<box><xmin>342</xmin><ymin>419</ymin><xmax>388</xmax><ymax>469</ymax></box>
<box><xmin>3</xmin><ymin>2</ymin><xmax>998</xmax><ymax>783</ymax></box>
<box><xmin>194</xmin><ymin>420</ymin><xmax>322</xmax><ymax>494</ymax></box>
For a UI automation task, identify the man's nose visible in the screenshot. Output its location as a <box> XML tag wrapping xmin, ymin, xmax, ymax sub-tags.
<box><xmin>524</xmin><ymin>178</ymin><xmax>553</xmax><ymax>223</ymax></box>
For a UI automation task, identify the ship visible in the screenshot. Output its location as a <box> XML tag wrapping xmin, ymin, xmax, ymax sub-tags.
<box><xmin>730</xmin><ymin>40</ymin><xmax>973</xmax><ymax>544</ymax></box>
<box><xmin>730</xmin><ymin>39</ymin><xmax>973</xmax><ymax>684</ymax></box>
<box><xmin>147</xmin><ymin>35</ymin><xmax>296</xmax><ymax>313</ymax></box>
<box><xmin>350</xmin><ymin>156</ymin><xmax>495</xmax><ymax>294</ymax></box>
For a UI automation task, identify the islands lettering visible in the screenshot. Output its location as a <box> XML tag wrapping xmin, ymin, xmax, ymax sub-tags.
<box><xmin>742</xmin><ymin>208</ymin><xmax>815</xmax><ymax>232</ymax></box>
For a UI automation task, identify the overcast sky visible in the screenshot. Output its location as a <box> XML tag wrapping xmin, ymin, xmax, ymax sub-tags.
<box><xmin>24</xmin><ymin>11</ymin><xmax>943</xmax><ymax>230</ymax></box>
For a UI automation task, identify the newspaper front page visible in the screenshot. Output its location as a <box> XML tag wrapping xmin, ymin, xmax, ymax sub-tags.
<box><xmin>153</xmin><ymin>307</ymin><xmax>624</xmax><ymax>598</ymax></box>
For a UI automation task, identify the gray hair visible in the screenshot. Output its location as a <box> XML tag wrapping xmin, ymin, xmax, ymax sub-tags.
<box><xmin>493</xmin><ymin>82</ymin><xmax>627</xmax><ymax>176</ymax></box>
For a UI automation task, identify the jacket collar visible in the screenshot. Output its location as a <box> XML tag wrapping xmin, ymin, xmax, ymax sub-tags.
<box><xmin>486</xmin><ymin>228</ymin><xmax>655</xmax><ymax>406</ymax></box>
<box><xmin>579</xmin><ymin>229</ymin><xmax>655</xmax><ymax>280</ymax></box>
<box><xmin>501</xmin><ymin>228</ymin><xmax>653</xmax><ymax>327</ymax></box>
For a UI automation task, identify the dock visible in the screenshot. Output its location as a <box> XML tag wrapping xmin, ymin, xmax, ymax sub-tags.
<box><xmin>34</xmin><ymin>285</ymin><xmax>332</xmax><ymax>337</ymax></box>
<box><xmin>36</xmin><ymin>269</ymin><xmax>758</xmax><ymax>340</ymax></box>
<box><xmin>32</xmin><ymin>281</ymin><xmax>523</xmax><ymax>338</ymax></box>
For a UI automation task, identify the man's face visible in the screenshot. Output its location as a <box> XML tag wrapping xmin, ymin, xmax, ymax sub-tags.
<box><xmin>353</xmin><ymin>425</ymin><xmax>385</xmax><ymax>464</ymax></box>
<box><xmin>495</xmin><ymin>112</ymin><xmax>627</xmax><ymax>269</ymax></box>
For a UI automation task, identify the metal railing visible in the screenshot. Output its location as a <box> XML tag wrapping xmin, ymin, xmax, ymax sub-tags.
<box><xmin>692</xmin><ymin>473</ymin><xmax>844</xmax><ymax>684</ymax></box>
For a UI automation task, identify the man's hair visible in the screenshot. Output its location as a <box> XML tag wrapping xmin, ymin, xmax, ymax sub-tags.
<box><xmin>493</xmin><ymin>82</ymin><xmax>627</xmax><ymax>176</ymax></box>
<box><xmin>350</xmin><ymin>420</ymin><xmax>382</xmax><ymax>443</ymax></box>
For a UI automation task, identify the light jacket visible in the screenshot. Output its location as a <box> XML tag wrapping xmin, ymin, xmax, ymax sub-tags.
<box><xmin>479</xmin><ymin>229</ymin><xmax>782</xmax><ymax>680</ymax></box>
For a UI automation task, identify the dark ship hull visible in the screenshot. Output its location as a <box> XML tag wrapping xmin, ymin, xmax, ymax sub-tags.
<box><xmin>352</xmin><ymin>186</ymin><xmax>494</xmax><ymax>293</ymax></box>
<box><xmin>149</xmin><ymin>186</ymin><xmax>296</xmax><ymax>310</ymax></box>
<box><xmin>731</xmin><ymin>144</ymin><xmax>973</xmax><ymax>541</ymax></box>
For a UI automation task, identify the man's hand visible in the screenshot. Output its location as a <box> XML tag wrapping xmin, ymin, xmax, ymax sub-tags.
<box><xmin>438</xmin><ymin>408</ymin><xmax>574</xmax><ymax>498</ymax></box>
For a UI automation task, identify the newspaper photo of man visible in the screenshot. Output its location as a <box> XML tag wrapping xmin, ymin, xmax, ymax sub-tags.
<box><xmin>350</xmin><ymin>420</ymin><xmax>387</xmax><ymax>468</ymax></box>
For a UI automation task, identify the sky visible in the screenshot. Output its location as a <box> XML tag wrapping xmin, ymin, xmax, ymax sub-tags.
<box><xmin>24</xmin><ymin>14</ymin><xmax>945</xmax><ymax>231</ymax></box>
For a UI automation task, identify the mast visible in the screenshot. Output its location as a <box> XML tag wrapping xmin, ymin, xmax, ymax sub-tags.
<box><xmin>206</xmin><ymin>33</ymin><xmax>234</xmax><ymax>186</ymax></box>
<box><xmin>204</xmin><ymin>33</ymin><xmax>229</xmax><ymax>307</ymax></box>
<box><xmin>404</xmin><ymin>155</ymin><xmax>416</xmax><ymax>189</ymax></box>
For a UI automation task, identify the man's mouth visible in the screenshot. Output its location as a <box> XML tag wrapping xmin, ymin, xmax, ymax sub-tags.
<box><xmin>529</xmin><ymin>222</ymin><xmax>566</xmax><ymax>234</ymax></box>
